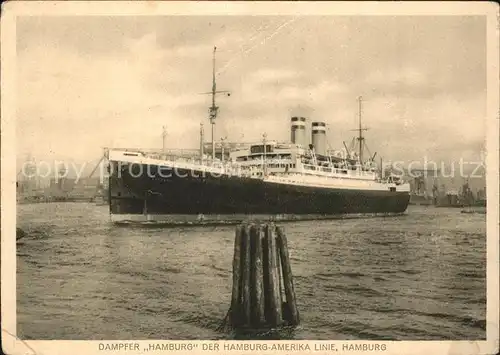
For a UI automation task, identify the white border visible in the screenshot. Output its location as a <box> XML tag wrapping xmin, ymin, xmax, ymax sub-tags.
<box><xmin>2</xmin><ymin>2</ymin><xmax>499</xmax><ymax>355</ymax></box>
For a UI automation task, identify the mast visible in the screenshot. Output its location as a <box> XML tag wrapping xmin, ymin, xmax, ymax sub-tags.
<box><xmin>210</xmin><ymin>46</ymin><xmax>217</xmax><ymax>160</ymax></box>
<box><xmin>220</xmin><ymin>136</ymin><xmax>227</xmax><ymax>163</ymax></box>
<box><xmin>349</xmin><ymin>95</ymin><xmax>370</xmax><ymax>166</ymax></box>
<box><xmin>205</xmin><ymin>46</ymin><xmax>230</xmax><ymax>161</ymax></box>
<box><xmin>262</xmin><ymin>133</ymin><xmax>267</xmax><ymax>176</ymax></box>
<box><xmin>162</xmin><ymin>125</ymin><xmax>167</xmax><ymax>153</ymax></box>
<box><xmin>199</xmin><ymin>123</ymin><xmax>204</xmax><ymax>161</ymax></box>
<box><xmin>380</xmin><ymin>156</ymin><xmax>383</xmax><ymax>179</ymax></box>
<box><xmin>357</xmin><ymin>96</ymin><xmax>364</xmax><ymax>164</ymax></box>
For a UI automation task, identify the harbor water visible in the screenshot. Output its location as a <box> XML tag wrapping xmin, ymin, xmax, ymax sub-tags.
<box><xmin>16</xmin><ymin>203</ymin><xmax>486</xmax><ymax>340</ymax></box>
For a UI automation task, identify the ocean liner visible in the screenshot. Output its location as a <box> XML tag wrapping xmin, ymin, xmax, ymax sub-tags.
<box><xmin>107</xmin><ymin>47</ymin><xmax>410</xmax><ymax>224</ymax></box>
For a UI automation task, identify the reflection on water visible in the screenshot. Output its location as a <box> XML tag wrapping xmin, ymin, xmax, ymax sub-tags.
<box><xmin>17</xmin><ymin>203</ymin><xmax>486</xmax><ymax>340</ymax></box>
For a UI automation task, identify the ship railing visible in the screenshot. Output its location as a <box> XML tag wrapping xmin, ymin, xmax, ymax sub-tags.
<box><xmin>266</xmin><ymin>173</ymin><xmax>376</xmax><ymax>187</ymax></box>
<box><xmin>140</xmin><ymin>153</ymin><xmax>249</xmax><ymax>175</ymax></box>
<box><xmin>300</xmin><ymin>163</ymin><xmax>376</xmax><ymax>179</ymax></box>
<box><xmin>109</xmin><ymin>147</ymin><xmax>202</xmax><ymax>159</ymax></box>
<box><xmin>151</xmin><ymin>154</ymin><xmax>294</xmax><ymax>173</ymax></box>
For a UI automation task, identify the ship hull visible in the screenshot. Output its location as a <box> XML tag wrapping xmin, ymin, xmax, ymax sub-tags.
<box><xmin>109</xmin><ymin>160</ymin><xmax>410</xmax><ymax>223</ymax></box>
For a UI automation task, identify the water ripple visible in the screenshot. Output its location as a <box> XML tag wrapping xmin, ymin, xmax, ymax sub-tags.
<box><xmin>16</xmin><ymin>203</ymin><xmax>486</xmax><ymax>340</ymax></box>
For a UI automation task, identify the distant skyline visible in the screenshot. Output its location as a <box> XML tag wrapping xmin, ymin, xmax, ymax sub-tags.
<box><xmin>16</xmin><ymin>15</ymin><xmax>486</xmax><ymax>172</ymax></box>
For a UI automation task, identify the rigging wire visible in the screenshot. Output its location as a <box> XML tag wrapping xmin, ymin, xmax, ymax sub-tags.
<box><xmin>325</xmin><ymin>126</ymin><xmax>335</xmax><ymax>152</ymax></box>
<box><xmin>217</xmin><ymin>17</ymin><xmax>298</xmax><ymax>76</ymax></box>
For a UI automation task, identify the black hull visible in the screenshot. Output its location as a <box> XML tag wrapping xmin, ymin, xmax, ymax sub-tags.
<box><xmin>109</xmin><ymin>162</ymin><xmax>410</xmax><ymax>217</ymax></box>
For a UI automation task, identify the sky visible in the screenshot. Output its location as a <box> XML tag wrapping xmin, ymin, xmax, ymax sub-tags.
<box><xmin>16</xmin><ymin>15</ymin><xmax>487</xmax><ymax>176</ymax></box>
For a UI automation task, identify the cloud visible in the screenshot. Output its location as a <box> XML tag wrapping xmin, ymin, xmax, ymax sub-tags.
<box><xmin>365</xmin><ymin>66</ymin><xmax>431</xmax><ymax>97</ymax></box>
<box><xmin>15</xmin><ymin>16</ymin><xmax>487</xmax><ymax>168</ymax></box>
<box><xmin>17</xmin><ymin>31</ymin><xmax>210</xmax><ymax>163</ymax></box>
<box><xmin>249</xmin><ymin>68</ymin><xmax>300</xmax><ymax>83</ymax></box>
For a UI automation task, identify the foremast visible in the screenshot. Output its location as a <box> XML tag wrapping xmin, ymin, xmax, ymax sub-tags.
<box><xmin>207</xmin><ymin>46</ymin><xmax>230</xmax><ymax>161</ymax></box>
<box><xmin>348</xmin><ymin>96</ymin><xmax>386</xmax><ymax>179</ymax></box>
<box><xmin>356</xmin><ymin>96</ymin><xmax>366</xmax><ymax>164</ymax></box>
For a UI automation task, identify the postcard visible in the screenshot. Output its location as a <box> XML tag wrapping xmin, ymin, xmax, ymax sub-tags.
<box><xmin>1</xmin><ymin>1</ymin><xmax>498</xmax><ymax>355</ymax></box>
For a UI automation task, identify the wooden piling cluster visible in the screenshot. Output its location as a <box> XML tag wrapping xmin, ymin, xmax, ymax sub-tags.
<box><xmin>228</xmin><ymin>223</ymin><xmax>299</xmax><ymax>329</ymax></box>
